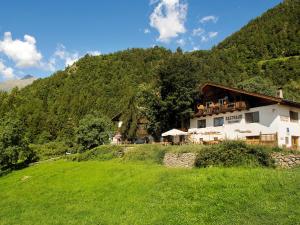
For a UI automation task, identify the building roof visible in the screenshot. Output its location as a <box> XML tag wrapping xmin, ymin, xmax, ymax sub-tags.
<box><xmin>200</xmin><ymin>82</ymin><xmax>300</xmax><ymax>108</ymax></box>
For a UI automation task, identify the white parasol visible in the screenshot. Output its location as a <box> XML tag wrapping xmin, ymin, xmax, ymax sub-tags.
<box><xmin>162</xmin><ymin>129</ymin><xmax>188</xmax><ymax>137</ymax></box>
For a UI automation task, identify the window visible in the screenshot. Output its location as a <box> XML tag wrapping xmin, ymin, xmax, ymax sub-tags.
<box><xmin>290</xmin><ymin>111</ymin><xmax>299</xmax><ymax>122</ymax></box>
<box><xmin>245</xmin><ymin>111</ymin><xmax>259</xmax><ymax>123</ymax></box>
<box><xmin>214</xmin><ymin>117</ymin><xmax>224</xmax><ymax>127</ymax></box>
<box><xmin>206</xmin><ymin>101</ymin><xmax>212</xmax><ymax>108</ymax></box>
<box><xmin>285</xmin><ymin>137</ymin><xmax>289</xmax><ymax>145</ymax></box>
<box><xmin>218</xmin><ymin>97</ymin><xmax>228</xmax><ymax>105</ymax></box>
<box><xmin>218</xmin><ymin>98</ymin><xmax>225</xmax><ymax>105</ymax></box>
<box><xmin>197</xmin><ymin>119</ymin><xmax>206</xmax><ymax>128</ymax></box>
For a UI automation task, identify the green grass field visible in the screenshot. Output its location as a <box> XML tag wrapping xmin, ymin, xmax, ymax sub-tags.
<box><xmin>0</xmin><ymin>160</ymin><xmax>299</xmax><ymax>225</ymax></box>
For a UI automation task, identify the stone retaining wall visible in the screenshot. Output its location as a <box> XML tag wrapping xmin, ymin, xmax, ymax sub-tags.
<box><xmin>271</xmin><ymin>153</ymin><xmax>300</xmax><ymax>168</ymax></box>
<box><xmin>163</xmin><ymin>153</ymin><xmax>197</xmax><ymax>168</ymax></box>
<box><xmin>163</xmin><ymin>152</ymin><xmax>300</xmax><ymax>169</ymax></box>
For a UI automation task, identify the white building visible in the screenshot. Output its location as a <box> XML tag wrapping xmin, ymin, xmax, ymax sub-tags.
<box><xmin>189</xmin><ymin>83</ymin><xmax>300</xmax><ymax>149</ymax></box>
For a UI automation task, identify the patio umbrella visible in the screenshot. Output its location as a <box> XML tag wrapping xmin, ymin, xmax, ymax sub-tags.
<box><xmin>162</xmin><ymin>129</ymin><xmax>188</xmax><ymax>137</ymax></box>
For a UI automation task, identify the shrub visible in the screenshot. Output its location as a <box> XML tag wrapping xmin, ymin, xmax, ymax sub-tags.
<box><xmin>69</xmin><ymin>145</ymin><xmax>124</xmax><ymax>162</ymax></box>
<box><xmin>76</xmin><ymin>114</ymin><xmax>113</xmax><ymax>152</ymax></box>
<box><xmin>29</xmin><ymin>141</ymin><xmax>69</xmax><ymax>161</ymax></box>
<box><xmin>0</xmin><ymin>118</ymin><xmax>34</xmax><ymax>170</ymax></box>
<box><xmin>36</xmin><ymin>131</ymin><xmax>53</xmax><ymax>144</ymax></box>
<box><xmin>195</xmin><ymin>141</ymin><xmax>274</xmax><ymax>168</ymax></box>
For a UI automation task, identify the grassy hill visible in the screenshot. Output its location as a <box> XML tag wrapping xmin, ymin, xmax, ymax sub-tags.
<box><xmin>0</xmin><ymin>160</ymin><xmax>299</xmax><ymax>225</ymax></box>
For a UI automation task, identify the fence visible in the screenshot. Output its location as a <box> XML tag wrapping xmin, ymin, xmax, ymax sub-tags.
<box><xmin>245</xmin><ymin>133</ymin><xmax>278</xmax><ymax>146</ymax></box>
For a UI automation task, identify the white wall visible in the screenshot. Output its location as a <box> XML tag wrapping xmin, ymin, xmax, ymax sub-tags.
<box><xmin>276</xmin><ymin>105</ymin><xmax>300</xmax><ymax>147</ymax></box>
<box><xmin>189</xmin><ymin>104</ymin><xmax>300</xmax><ymax>147</ymax></box>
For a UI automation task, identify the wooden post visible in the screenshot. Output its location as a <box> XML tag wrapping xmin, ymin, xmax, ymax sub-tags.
<box><xmin>259</xmin><ymin>132</ymin><xmax>262</xmax><ymax>145</ymax></box>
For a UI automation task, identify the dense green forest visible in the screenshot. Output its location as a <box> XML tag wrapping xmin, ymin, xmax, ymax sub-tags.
<box><xmin>0</xmin><ymin>0</ymin><xmax>299</xmax><ymax>168</ymax></box>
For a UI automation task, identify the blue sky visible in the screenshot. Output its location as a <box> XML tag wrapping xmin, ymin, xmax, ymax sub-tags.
<box><xmin>0</xmin><ymin>0</ymin><xmax>282</xmax><ymax>81</ymax></box>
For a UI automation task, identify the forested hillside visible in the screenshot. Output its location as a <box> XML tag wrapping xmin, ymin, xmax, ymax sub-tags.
<box><xmin>0</xmin><ymin>48</ymin><xmax>172</xmax><ymax>142</ymax></box>
<box><xmin>0</xmin><ymin>0</ymin><xmax>299</xmax><ymax>146</ymax></box>
<box><xmin>190</xmin><ymin>0</ymin><xmax>300</xmax><ymax>96</ymax></box>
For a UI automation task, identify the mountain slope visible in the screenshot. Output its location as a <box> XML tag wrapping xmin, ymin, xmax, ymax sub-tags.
<box><xmin>216</xmin><ymin>0</ymin><xmax>299</xmax><ymax>59</ymax></box>
<box><xmin>191</xmin><ymin>0</ymin><xmax>300</xmax><ymax>95</ymax></box>
<box><xmin>0</xmin><ymin>75</ymin><xmax>37</xmax><ymax>91</ymax></box>
<box><xmin>0</xmin><ymin>48</ymin><xmax>172</xmax><ymax>141</ymax></box>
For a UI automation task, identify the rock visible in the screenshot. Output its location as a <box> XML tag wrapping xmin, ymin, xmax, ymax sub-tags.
<box><xmin>271</xmin><ymin>153</ymin><xmax>300</xmax><ymax>169</ymax></box>
<box><xmin>163</xmin><ymin>153</ymin><xmax>197</xmax><ymax>168</ymax></box>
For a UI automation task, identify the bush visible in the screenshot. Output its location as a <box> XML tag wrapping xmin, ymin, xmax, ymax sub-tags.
<box><xmin>195</xmin><ymin>141</ymin><xmax>274</xmax><ymax>168</ymax></box>
<box><xmin>0</xmin><ymin>118</ymin><xmax>34</xmax><ymax>170</ymax></box>
<box><xmin>67</xmin><ymin>142</ymin><xmax>277</xmax><ymax>168</ymax></box>
<box><xmin>76</xmin><ymin>114</ymin><xmax>113</xmax><ymax>152</ymax></box>
<box><xmin>122</xmin><ymin>145</ymin><xmax>167</xmax><ymax>164</ymax></box>
<box><xmin>69</xmin><ymin>145</ymin><xmax>124</xmax><ymax>162</ymax></box>
<box><xmin>29</xmin><ymin>141</ymin><xmax>69</xmax><ymax>161</ymax></box>
<box><xmin>36</xmin><ymin>131</ymin><xmax>53</xmax><ymax>144</ymax></box>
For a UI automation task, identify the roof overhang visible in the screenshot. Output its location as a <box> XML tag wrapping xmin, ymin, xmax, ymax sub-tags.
<box><xmin>200</xmin><ymin>82</ymin><xmax>300</xmax><ymax>108</ymax></box>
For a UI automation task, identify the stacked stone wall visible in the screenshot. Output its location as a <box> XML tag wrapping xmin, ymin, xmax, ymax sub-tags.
<box><xmin>163</xmin><ymin>152</ymin><xmax>300</xmax><ymax>169</ymax></box>
<box><xmin>271</xmin><ymin>153</ymin><xmax>300</xmax><ymax>168</ymax></box>
<box><xmin>163</xmin><ymin>153</ymin><xmax>197</xmax><ymax>168</ymax></box>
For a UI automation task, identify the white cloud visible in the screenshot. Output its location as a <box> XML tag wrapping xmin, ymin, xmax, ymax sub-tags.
<box><xmin>54</xmin><ymin>44</ymin><xmax>80</xmax><ymax>67</ymax></box>
<box><xmin>144</xmin><ymin>28</ymin><xmax>151</xmax><ymax>34</ymax></box>
<box><xmin>41</xmin><ymin>48</ymin><xmax>100</xmax><ymax>71</ymax></box>
<box><xmin>201</xmin><ymin>36</ymin><xmax>208</xmax><ymax>42</ymax></box>
<box><xmin>208</xmin><ymin>31</ymin><xmax>218</xmax><ymax>38</ymax></box>
<box><xmin>200</xmin><ymin>15</ymin><xmax>218</xmax><ymax>24</ymax></box>
<box><xmin>40</xmin><ymin>57</ymin><xmax>56</xmax><ymax>72</ymax></box>
<box><xmin>41</xmin><ymin>46</ymin><xmax>101</xmax><ymax>72</ymax></box>
<box><xmin>150</xmin><ymin>0</ymin><xmax>187</xmax><ymax>43</ymax></box>
<box><xmin>192</xmin><ymin>27</ymin><xmax>205</xmax><ymax>36</ymax></box>
<box><xmin>54</xmin><ymin>45</ymin><xmax>100</xmax><ymax>66</ymax></box>
<box><xmin>200</xmin><ymin>31</ymin><xmax>218</xmax><ymax>42</ymax></box>
<box><xmin>176</xmin><ymin>38</ymin><xmax>185</xmax><ymax>46</ymax></box>
<box><xmin>87</xmin><ymin>50</ymin><xmax>101</xmax><ymax>56</ymax></box>
<box><xmin>0</xmin><ymin>32</ymin><xmax>102</xmax><ymax>77</ymax></box>
<box><xmin>0</xmin><ymin>32</ymin><xmax>42</xmax><ymax>68</ymax></box>
<box><xmin>0</xmin><ymin>60</ymin><xmax>15</xmax><ymax>79</ymax></box>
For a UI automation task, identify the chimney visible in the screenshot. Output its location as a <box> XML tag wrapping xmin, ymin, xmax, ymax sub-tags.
<box><xmin>276</xmin><ymin>87</ymin><xmax>283</xmax><ymax>99</ymax></box>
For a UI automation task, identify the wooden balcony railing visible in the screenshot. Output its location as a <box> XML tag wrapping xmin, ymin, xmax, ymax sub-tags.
<box><xmin>195</xmin><ymin>101</ymin><xmax>248</xmax><ymax>117</ymax></box>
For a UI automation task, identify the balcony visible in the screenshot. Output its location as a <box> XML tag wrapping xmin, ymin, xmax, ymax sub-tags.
<box><xmin>195</xmin><ymin>101</ymin><xmax>248</xmax><ymax>117</ymax></box>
